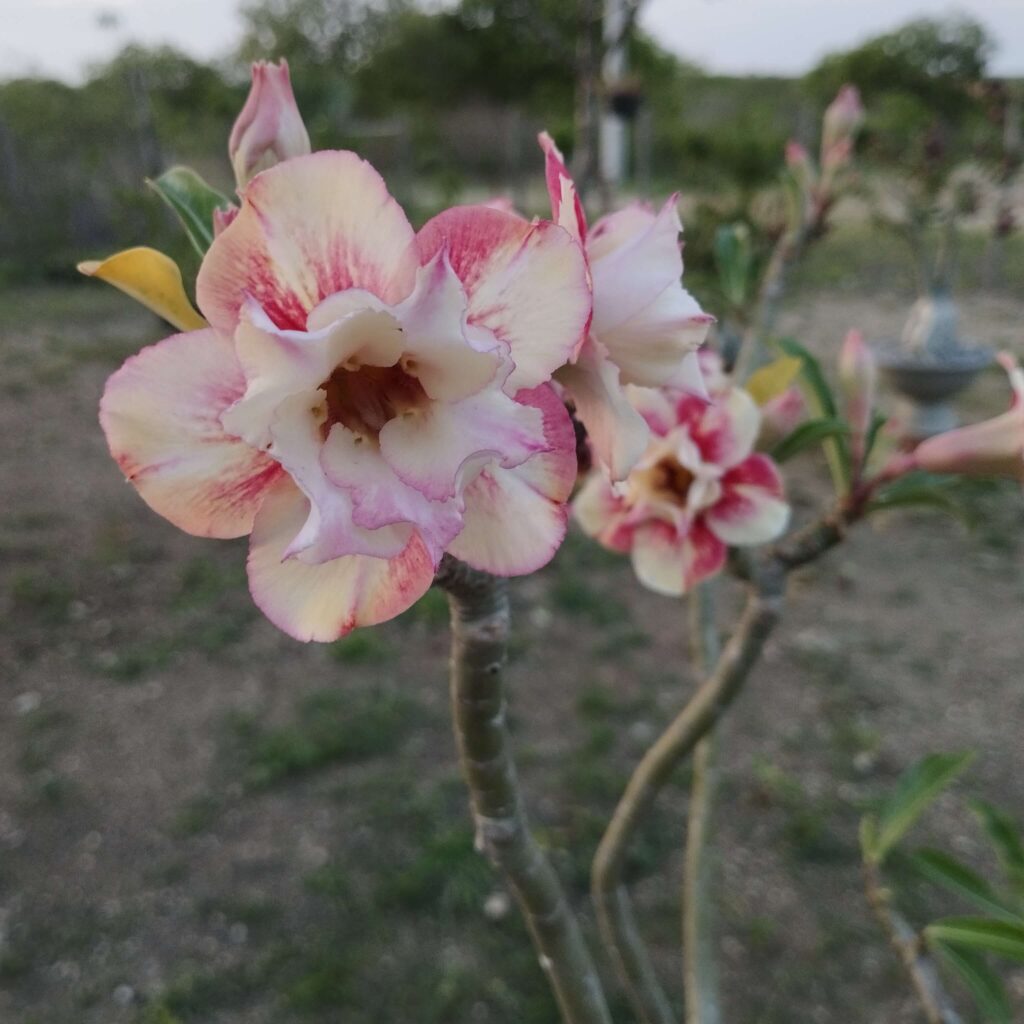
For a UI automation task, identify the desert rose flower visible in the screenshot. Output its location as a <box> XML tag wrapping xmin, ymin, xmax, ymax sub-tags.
<box><xmin>538</xmin><ymin>132</ymin><xmax>712</xmax><ymax>481</ymax></box>
<box><xmin>574</xmin><ymin>385</ymin><xmax>790</xmax><ymax>596</ymax></box>
<box><xmin>229</xmin><ymin>59</ymin><xmax>311</xmax><ymax>188</ymax></box>
<box><xmin>100</xmin><ymin>152</ymin><xmax>589</xmax><ymax>641</ymax></box>
<box><xmin>912</xmin><ymin>352</ymin><xmax>1024</xmax><ymax>482</ymax></box>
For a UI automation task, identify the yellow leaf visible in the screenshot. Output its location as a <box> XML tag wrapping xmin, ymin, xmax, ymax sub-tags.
<box><xmin>77</xmin><ymin>247</ymin><xmax>206</xmax><ymax>333</ymax></box>
<box><xmin>744</xmin><ymin>356</ymin><xmax>803</xmax><ymax>406</ymax></box>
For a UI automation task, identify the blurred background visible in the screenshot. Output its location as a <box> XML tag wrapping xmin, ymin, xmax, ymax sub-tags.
<box><xmin>1</xmin><ymin>2</ymin><xmax>1023</xmax><ymax>1023</ymax></box>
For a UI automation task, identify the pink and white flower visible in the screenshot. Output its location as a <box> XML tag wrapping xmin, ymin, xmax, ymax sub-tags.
<box><xmin>574</xmin><ymin>385</ymin><xmax>790</xmax><ymax>596</ymax></box>
<box><xmin>101</xmin><ymin>151</ymin><xmax>589</xmax><ymax>641</ymax></box>
<box><xmin>538</xmin><ymin>133</ymin><xmax>712</xmax><ymax>481</ymax></box>
<box><xmin>229</xmin><ymin>59</ymin><xmax>311</xmax><ymax>188</ymax></box>
<box><xmin>912</xmin><ymin>352</ymin><xmax>1024</xmax><ymax>482</ymax></box>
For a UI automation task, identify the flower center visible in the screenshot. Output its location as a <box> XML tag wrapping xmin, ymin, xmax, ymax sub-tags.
<box><xmin>320</xmin><ymin>362</ymin><xmax>427</xmax><ymax>440</ymax></box>
<box><xmin>631</xmin><ymin>456</ymin><xmax>694</xmax><ymax>509</ymax></box>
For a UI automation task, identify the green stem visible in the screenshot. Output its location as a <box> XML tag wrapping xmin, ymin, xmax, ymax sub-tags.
<box><xmin>436</xmin><ymin>559</ymin><xmax>612</xmax><ymax>1024</ymax></box>
<box><xmin>683</xmin><ymin>584</ymin><xmax>722</xmax><ymax>1024</ymax></box>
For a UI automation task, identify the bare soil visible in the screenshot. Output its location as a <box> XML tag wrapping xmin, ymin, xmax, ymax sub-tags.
<box><xmin>0</xmin><ymin>280</ymin><xmax>1022</xmax><ymax>1024</ymax></box>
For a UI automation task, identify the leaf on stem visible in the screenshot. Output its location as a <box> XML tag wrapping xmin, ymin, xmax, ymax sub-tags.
<box><xmin>745</xmin><ymin>355</ymin><xmax>803</xmax><ymax>405</ymax></box>
<box><xmin>148</xmin><ymin>166</ymin><xmax>234</xmax><ymax>257</ymax></box>
<box><xmin>933</xmin><ymin>942</ymin><xmax>1012</xmax><ymax>1023</ymax></box>
<box><xmin>865</xmin><ymin>751</ymin><xmax>975</xmax><ymax>864</ymax></box>
<box><xmin>771</xmin><ymin>417</ymin><xmax>848</xmax><ymax>463</ymax></box>
<box><xmin>926</xmin><ymin>917</ymin><xmax>1024</xmax><ymax>964</ymax></box>
<box><xmin>909</xmin><ymin>849</ymin><xmax>1020</xmax><ymax>922</ymax></box>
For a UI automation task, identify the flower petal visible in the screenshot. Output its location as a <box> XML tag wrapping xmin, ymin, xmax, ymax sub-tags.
<box><xmin>447</xmin><ymin>384</ymin><xmax>575</xmax><ymax>575</ymax></box>
<box><xmin>556</xmin><ymin>338</ymin><xmax>650</xmax><ymax>481</ymax></box>
<box><xmin>586</xmin><ymin>202</ymin><xmax>656</xmax><ymax>261</ymax></box>
<box><xmin>393</xmin><ymin>254</ymin><xmax>505</xmax><ymax>402</ymax></box>
<box><xmin>538</xmin><ymin>131</ymin><xmax>587</xmax><ymax>243</ymax></box>
<box><xmin>321</xmin><ymin>425</ymin><xmax>464</xmax><ymax>564</ymax></box>
<box><xmin>572</xmin><ymin>472</ymin><xmax>634</xmax><ymax>553</ymax></box>
<box><xmin>266</xmin><ymin>392</ymin><xmax>411</xmax><ymax>563</ymax></box>
<box><xmin>589</xmin><ymin>195</ymin><xmax>685</xmax><ymax>334</ymax></box>
<box><xmin>197</xmin><ymin>151</ymin><xmax>419</xmax><ymax>332</ymax></box>
<box><xmin>687</xmin><ymin>387</ymin><xmax>761</xmax><ymax>469</ymax></box>
<box><xmin>706</xmin><ymin>454</ymin><xmax>790</xmax><ymax>545</ymax></box>
<box><xmin>100</xmin><ymin>328</ymin><xmax>281</xmax><ymax>539</ymax></box>
<box><xmin>416</xmin><ymin>206</ymin><xmax>591</xmax><ymax>391</ymax></box>
<box><xmin>631</xmin><ymin>519</ymin><xmax>725</xmax><ymax>596</ymax></box>
<box><xmin>378</xmin><ymin>388</ymin><xmax>548</xmax><ymax>502</ymax></box>
<box><xmin>599</xmin><ymin>280</ymin><xmax>713</xmax><ymax>388</ymax></box>
<box><xmin>247</xmin><ymin>478</ymin><xmax>434</xmax><ymax>642</ymax></box>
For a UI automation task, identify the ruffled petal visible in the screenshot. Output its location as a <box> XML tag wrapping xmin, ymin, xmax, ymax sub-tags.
<box><xmin>266</xmin><ymin>392</ymin><xmax>411</xmax><ymax>563</ymax></box>
<box><xmin>706</xmin><ymin>454</ymin><xmax>790</xmax><ymax>546</ymax></box>
<box><xmin>589</xmin><ymin>195</ymin><xmax>685</xmax><ymax>334</ymax></box>
<box><xmin>100</xmin><ymin>328</ymin><xmax>281</xmax><ymax>539</ymax></box>
<box><xmin>630</xmin><ymin>519</ymin><xmax>726</xmax><ymax>596</ymax></box>
<box><xmin>416</xmin><ymin>206</ymin><xmax>591</xmax><ymax>391</ymax></box>
<box><xmin>378</xmin><ymin>388</ymin><xmax>548</xmax><ymax>502</ymax></box>
<box><xmin>447</xmin><ymin>384</ymin><xmax>575</xmax><ymax>575</ymax></box>
<box><xmin>688</xmin><ymin>387</ymin><xmax>762</xmax><ymax>469</ymax></box>
<box><xmin>393</xmin><ymin>254</ymin><xmax>505</xmax><ymax>402</ymax></box>
<box><xmin>599</xmin><ymin>280</ymin><xmax>713</xmax><ymax>388</ymax></box>
<box><xmin>556</xmin><ymin>338</ymin><xmax>650</xmax><ymax>481</ymax></box>
<box><xmin>321</xmin><ymin>425</ymin><xmax>464</xmax><ymax>563</ymax></box>
<box><xmin>197</xmin><ymin>151</ymin><xmax>418</xmax><ymax>333</ymax></box>
<box><xmin>538</xmin><ymin>131</ymin><xmax>587</xmax><ymax>242</ymax></box>
<box><xmin>572</xmin><ymin>472</ymin><xmax>634</xmax><ymax>553</ymax></box>
<box><xmin>586</xmin><ymin>203</ymin><xmax>656</xmax><ymax>261</ymax></box>
<box><xmin>247</xmin><ymin>478</ymin><xmax>434</xmax><ymax>642</ymax></box>
<box><xmin>221</xmin><ymin>299</ymin><xmax>404</xmax><ymax>450</ymax></box>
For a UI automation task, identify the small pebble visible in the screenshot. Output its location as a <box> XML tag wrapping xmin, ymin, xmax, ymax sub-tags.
<box><xmin>112</xmin><ymin>984</ymin><xmax>134</xmax><ymax>1007</ymax></box>
<box><xmin>13</xmin><ymin>692</ymin><xmax>41</xmax><ymax>716</ymax></box>
<box><xmin>483</xmin><ymin>891</ymin><xmax>510</xmax><ymax>921</ymax></box>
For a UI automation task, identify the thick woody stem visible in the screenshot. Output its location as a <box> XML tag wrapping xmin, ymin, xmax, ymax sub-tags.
<box><xmin>863</xmin><ymin>860</ymin><xmax>964</xmax><ymax>1024</ymax></box>
<box><xmin>436</xmin><ymin>558</ymin><xmax>612</xmax><ymax>1024</ymax></box>
<box><xmin>683</xmin><ymin>583</ymin><xmax>722</xmax><ymax>1024</ymax></box>
<box><xmin>592</xmin><ymin>575</ymin><xmax>783</xmax><ymax>1024</ymax></box>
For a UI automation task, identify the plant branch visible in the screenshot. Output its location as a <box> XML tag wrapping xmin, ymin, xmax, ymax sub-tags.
<box><xmin>436</xmin><ymin>558</ymin><xmax>612</xmax><ymax>1024</ymax></box>
<box><xmin>863</xmin><ymin>859</ymin><xmax>964</xmax><ymax>1024</ymax></box>
<box><xmin>683</xmin><ymin>583</ymin><xmax>723</xmax><ymax>1024</ymax></box>
<box><xmin>591</xmin><ymin>573</ymin><xmax>783</xmax><ymax>1023</ymax></box>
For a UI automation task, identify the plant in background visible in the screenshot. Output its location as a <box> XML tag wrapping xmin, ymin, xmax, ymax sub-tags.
<box><xmin>78</xmin><ymin>59</ymin><xmax>1022</xmax><ymax>1024</ymax></box>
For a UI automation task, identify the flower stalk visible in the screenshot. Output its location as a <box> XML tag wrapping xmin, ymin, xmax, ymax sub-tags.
<box><xmin>436</xmin><ymin>558</ymin><xmax>612</xmax><ymax>1024</ymax></box>
<box><xmin>683</xmin><ymin>582</ymin><xmax>723</xmax><ymax>1024</ymax></box>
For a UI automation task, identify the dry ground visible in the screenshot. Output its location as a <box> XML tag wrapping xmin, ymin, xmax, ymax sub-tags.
<box><xmin>0</xmin><ymin>259</ymin><xmax>1022</xmax><ymax>1024</ymax></box>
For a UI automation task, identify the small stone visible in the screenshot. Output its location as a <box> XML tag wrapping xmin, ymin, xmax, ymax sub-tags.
<box><xmin>13</xmin><ymin>692</ymin><xmax>41</xmax><ymax>716</ymax></box>
<box><xmin>529</xmin><ymin>606</ymin><xmax>553</xmax><ymax>630</ymax></box>
<box><xmin>229</xmin><ymin>922</ymin><xmax>248</xmax><ymax>945</ymax></box>
<box><xmin>852</xmin><ymin>750</ymin><xmax>877</xmax><ymax>775</ymax></box>
<box><xmin>483</xmin><ymin>891</ymin><xmax>510</xmax><ymax>921</ymax></box>
<box><xmin>112</xmin><ymin>984</ymin><xmax>134</xmax><ymax>1007</ymax></box>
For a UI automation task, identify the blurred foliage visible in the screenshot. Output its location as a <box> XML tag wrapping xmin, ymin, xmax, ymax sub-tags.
<box><xmin>0</xmin><ymin>5</ymin><xmax>1018</xmax><ymax>284</ymax></box>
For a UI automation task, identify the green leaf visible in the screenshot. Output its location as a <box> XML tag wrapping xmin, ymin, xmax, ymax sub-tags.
<box><xmin>773</xmin><ymin>336</ymin><xmax>837</xmax><ymax>418</ymax></box>
<box><xmin>713</xmin><ymin>223</ymin><xmax>754</xmax><ymax>310</ymax></box>
<box><xmin>926</xmin><ymin>917</ymin><xmax>1024</xmax><ymax>963</ymax></box>
<box><xmin>771</xmin><ymin>417</ymin><xmax>848</xmax><ymax>463</ymax></box>
<box><xmin>910</xmin><ymin>849</ymin><xmax>1020</xmax><ymax>921</ymax></box>
<box><xmin>869</xmin><ymin>751</ymin><xmax>975</xmax><ymax>863</ymax></box>
<box><xmin>148</xmin><ymin>166</ymin><xmax>233</xmax><ymax>257</ymax></box>
<box><xmin>863</xmin><ymin>410</ymin><xmax>889</xmax><ymax>463</ymax></box>
<box><xmin>933</xmin><ymin>942</ymin><xmax>1012</xmax><ymax>1023</ymax></box>
<box><xmin>970</xmin><ymin>800</ymin><xmax>1024</xmax><ymax>898</ymax></box>
<box><xmin>869</xmin><ymin>473</ymin><xmax>975</xmax><ymax>527</ymax></box>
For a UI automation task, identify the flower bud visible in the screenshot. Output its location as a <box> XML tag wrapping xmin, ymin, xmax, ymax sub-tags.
<box><xmin>839</xmin><ymin>329</ymin><xmax>876</xmax><ymax>468</ymax></box>
<box><xmin>821</xmin><ymin>85</ymin><xmax>864</xmax><ymax>165</ymax></box>
<box><xmin>913</xmin><ymin>352</ymin><xmax>1024</xmax><ymax>481</ymax></box>
<box><xmin>229</xmin><ymin>59</ymin><xmax>311</xmax><ymax>189</ymax></box>
<box><xmin>212</xmin><ymin>206</ymin><xmax>238</xmax><ymax>237</ymax></box>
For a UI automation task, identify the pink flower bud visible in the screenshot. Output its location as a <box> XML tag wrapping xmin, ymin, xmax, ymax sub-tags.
<box><xmin>913</xmin><ymin>353</ymin><xmax>1024</xmax><ymax>481</ymax></box>
<box><xmin>229</xmin><ymin>59</ymin><xmax>311</xmax><ymax>189</ymax></box>
<box><xmin>212</xmin><ymin>205</ymin><xmax>238</xmax><ymax>237</ymax></box>
<box><xmin>839</xmin><ymin>329</ymin><xmax>876</xmax><ymax>469</ymax></box>
<box><xmin>822</xmin><ymin>85</ymin><xmax>864</xmax><ymax>161</ymax></box>
<box><xmin>759</xmin><ymin>386</ymin><xmax>806</xmax><ymax>446</ymax></box>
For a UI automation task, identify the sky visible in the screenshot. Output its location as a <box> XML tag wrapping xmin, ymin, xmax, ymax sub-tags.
<box><xmin>2</xmin><ymin>0</ymin><xmax>1024</xmax><ymax>82</ymax></box>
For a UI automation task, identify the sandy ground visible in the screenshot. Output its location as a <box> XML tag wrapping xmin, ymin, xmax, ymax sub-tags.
<box><xmin>0</xmin><ymin>281</ymin><xmax>1022</xmax><ymax>1023</ymax></box>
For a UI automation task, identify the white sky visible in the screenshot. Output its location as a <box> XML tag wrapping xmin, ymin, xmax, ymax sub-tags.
<box><xmin>2</xmin><ymin>0</ymin><xmax>1023</xmax><ymax>82</ymax></box>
